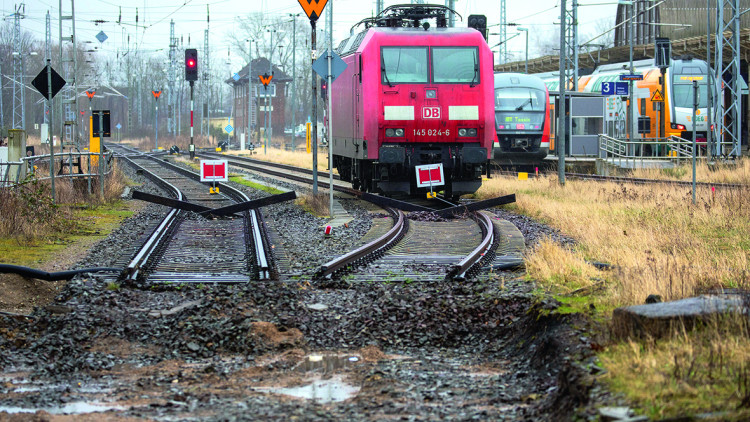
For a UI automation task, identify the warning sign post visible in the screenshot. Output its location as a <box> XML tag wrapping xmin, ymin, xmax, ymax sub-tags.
<box><xmin>200</xmin><ymin>160</ymin><xmax>228</xmax><ymax>182</ymax></box>
<box><xmin>200</xmin><ymin>160</ymin><xmax>228</xmax><ymax>194</ymax></box>
<box><xmin>415</xmin><ymin>164</ymin><xmax>445</xmax><ymax>188</ymax></box>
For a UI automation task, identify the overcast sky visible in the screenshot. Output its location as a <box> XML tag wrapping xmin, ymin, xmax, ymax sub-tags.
<box><xmin>3</xmin><ymin>0</ymin><xmax>617</xmax><ymax>68</ymax></box>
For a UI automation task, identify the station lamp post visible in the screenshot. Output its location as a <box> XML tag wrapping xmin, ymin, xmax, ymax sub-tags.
<box><xmin>517</xmin><ymin>27</ymin><xmax>529</xmax><ymax>74</ymax></box>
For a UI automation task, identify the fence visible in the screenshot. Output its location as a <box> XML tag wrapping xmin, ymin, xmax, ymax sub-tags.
<box><xmin>1</xmin><ymin>151</ymin><xmax>114</xmax><ymax>187</ymax></box>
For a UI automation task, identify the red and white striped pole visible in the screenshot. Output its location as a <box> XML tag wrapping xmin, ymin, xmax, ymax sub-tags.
<box><xmin>189</xmin><ymin>81</ymin><xmax>195</xmax><ymax>159</ymax></box>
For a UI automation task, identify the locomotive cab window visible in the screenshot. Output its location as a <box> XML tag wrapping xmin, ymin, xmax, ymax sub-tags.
<box><xmin>381</xmin><ymin>47</ymin><xmax>428</xmax><ymax>84</ymax></box>
<box><xmin>431</xmin><ymin>47</ymin><xmax>479</xmax><ymax>84</ymax></box>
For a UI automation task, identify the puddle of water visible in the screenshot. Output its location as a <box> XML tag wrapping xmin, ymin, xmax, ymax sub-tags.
<box><xmin>0</xmin><ymin>402</ymin><xmax>124</xmax><ymax>415</ymax></box>
<box><xmin>295</xmin><ymin>354</ymin><xmax>361</xmax><ymax>374</ymax></box>
<box><xmin>10</xmin><ymin>382</ymin><xmax>111</xmax><ymax>395</ymax></box>
<box><xmin>262</xmin><ymin>377</ymin><xmax>360</xmax><ymax>403</ymax></box>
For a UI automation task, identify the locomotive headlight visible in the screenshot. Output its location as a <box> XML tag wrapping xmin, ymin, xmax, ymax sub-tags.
<box><xmin>386</xmin><ymin>128</ymin><xmax>404</xmax><ymax>137</ymax></box>
<box><xmin>458</xmin><ymin>128</ymin><xmax>477</xmax><ymax>137</ymax></box>
<box><xmin>425</xmin><ymin>89</ymin><xmax>437</xmax><ymax>99</ymax></box>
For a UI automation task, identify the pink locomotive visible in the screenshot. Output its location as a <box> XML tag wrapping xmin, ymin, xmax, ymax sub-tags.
<box><xmin>330</xmin><ymin>5</ymin><xmax>495</xmax><ymax>199</ymax></box>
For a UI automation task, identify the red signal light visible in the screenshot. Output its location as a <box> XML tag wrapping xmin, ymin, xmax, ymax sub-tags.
<box><xmin>185</xmin><ymin>48</ymin><xmax>198</xmax><ymax>81</ymax></box>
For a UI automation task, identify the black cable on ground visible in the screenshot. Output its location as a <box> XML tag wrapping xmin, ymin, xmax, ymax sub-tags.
<box><xmin>486</xmin><ymin>260</ymin><xmax>526</xmax><ymax>271</ymax></box>
<box><xmin>0</xmin><ymin>264</ymin><xmax>122</xmax><ymax>281</ymax></box>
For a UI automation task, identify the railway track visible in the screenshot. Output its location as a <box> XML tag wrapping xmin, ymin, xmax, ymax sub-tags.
<box><xmin>112</xmin><ymin>145</ymin><xmax>274</xmax><ymax>283</ymax></box>
<box><xmin>194</xmin><ymin>150</ymin><xmax>519</xmax><ymax>282</ymax></box>
<box><xmin>492</xmin><ymin>166</ymin><xmax>749</xmax><ymax>190</ymax></box>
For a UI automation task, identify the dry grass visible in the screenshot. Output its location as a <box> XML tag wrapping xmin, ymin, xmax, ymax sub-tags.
<box><xmin>631</xmin><ymin>157</ymin><xmax>750</xmax><ymax>185</ymax></box>
<box><xmin>224</xmin><ymin>143</ymin><xmax>334</xmax><ymax>174</ymax></box>
<box><xmin>119</xmin><ymin>135</ymin><xmax>217</xmax><ymax>152</ymax></box>
<box><xmin>0</xmin><ymin>161</ymin><xmax>127</xmax><ymax>240</ymax></box>
<box><xmin>476</xmin><ymin>169</ymin><xmax>750</xmax><ymax>306</ymax></box>
<box><xmin>600</xmin><ymin>315</ymin><xmax>750</xmax><ymax>419</ymax></box>
<box><xmin>296</xmin><ymin>193</ymin><xmax>330</xmax><ymax>217</ymax></box>
<box><xmin>524</xmin><ymin>238</ymin><xmax>603</xmax><ymax>294</ymax></box>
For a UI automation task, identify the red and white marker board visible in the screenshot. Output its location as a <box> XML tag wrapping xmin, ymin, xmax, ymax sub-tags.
<box><xmin>415</xmin><ymin>163</ymin><xmax>445</xmax><ymax>188</ymax></box>
<box><xmin>200</xmin><ymin>160</ymin><xmax>228</xmax><ymax>182</ymax></box>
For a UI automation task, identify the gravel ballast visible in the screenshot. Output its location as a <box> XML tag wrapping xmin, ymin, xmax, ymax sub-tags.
<box><xmin>0</xmin><ymin>156</ymin><xmax>612</xmax><ymax>421</ymax></box>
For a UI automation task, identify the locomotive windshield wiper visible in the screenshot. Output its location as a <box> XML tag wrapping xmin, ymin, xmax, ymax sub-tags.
<box><xmin>382</xmin><ymin>66</ymin><xmax>394</xmax><ymax>87</ymax></box>
<box><xmin>469</xmin><ymin>51</ymin><xmax>478</xmax><ymax>87</ymax></box>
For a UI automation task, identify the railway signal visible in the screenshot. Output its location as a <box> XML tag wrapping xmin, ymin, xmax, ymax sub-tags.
<box><xmin>185</xmin><ymin>49</ymin><xmax>198</xmax><ymax>158</ymax></box>
<box><xmin>467</xmin><ymin>15</ymin><xmax>487</xmax><ymax>40</ymax></box>
<box><xmin>152</xmin><ymin>90</ymin><xmax>162</xmax><ymax>150</ymax></box>
<box><xmin>185</xmin><ymin>49</ymin><xmax>198</xmax><ymax>81</ymax></box>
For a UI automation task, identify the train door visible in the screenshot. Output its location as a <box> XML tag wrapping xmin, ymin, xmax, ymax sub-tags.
<box><xmin>354</xmin><ymin>53</ymin><xmax>361</xmax><ymax>139</ymax></box>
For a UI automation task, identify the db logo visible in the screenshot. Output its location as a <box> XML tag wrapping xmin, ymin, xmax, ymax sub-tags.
<box><xmin>422</xmin><ymin>107</ymin><xmax>441</xmax><ymax>119</ymax></box>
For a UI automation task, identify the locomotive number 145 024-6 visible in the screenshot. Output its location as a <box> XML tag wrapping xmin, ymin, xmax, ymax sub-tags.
<box><xmin>413</xmin><ymin>129</ymin><xmax>450</xmax><ymax>137</ymax></box>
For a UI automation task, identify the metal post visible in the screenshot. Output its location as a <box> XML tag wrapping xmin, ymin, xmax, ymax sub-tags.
<box><xmin>155</xmin><ymin>97</ymin><xmax>159</xmax><ymax>150</ymax></box>
<box><xmin>706</xmin><ymin>0</ymin><xmax>714</xmax><ymax>157</ymax></box>
<box><xmin>247</xmin><ymin>39</ymin><xmax>253</xmax><ymax>149</ymax></box>
<box><xmin>311</xmin><ymin>19</ymin><xmax>319</xmax><ymax>194</ymax></box>
<box><xmin>47</xmin><ymin>60</ymin><xmax>55</xmax><ymax>203</ymax></box>
<box><xmin>518</xmin><ymin>28</ymin><xmax>528</xmax><ymax>73</ymax></box>
<box><xmin>628</xmin><ymin>1</ymin><xmax>634</xmax><ymax>150</ymax></box>
<box><xmin>692</xmin><ymin>80</ymin><xmax>698</xmax><ymax>204</ymax></box>
<box><xmin>328</xmin><ymin>1</ymin><xmax>334</xmax><ymax>217</ymax></box>
<box><xmin>87</xmin><ymin>97</ymin><xmax>92</xmax><ymax>194</ymax></box>
<box><xmin>266</xmin><ymin>30</ymin><xmax>274</xmax><ymax>152</ymax></box>
<box><xmin>290</xmin><ymin>15</ymin><xmax>298</xmax><ymax>151</ymax></box>
<box><xmin>660</xmin><ymin>67</ymin><xmax>666</xmax><ymax>140</ymax></box>
<box><xmin>98</xmin><ymin>110</ymin><xmax>104</xmax><ymax>197</ymax></box>
<box><xmin>498</xmin><ymin>0</ymin><xmax>506</xmax><ymax>63</ymax></box>
<box><xmin>12</xmin><ymin>4</ymin><xmax>26</xmax><ymax>130</ymax></box>
<box><xmin>557</xmin><ymin>0</ymin><xmax>567</xmax><ymax>185</ymax></box>
<box><xmin>190</xmin><ymin>81</ymin><xmax>195</xmax><ymax>159</ymax></box>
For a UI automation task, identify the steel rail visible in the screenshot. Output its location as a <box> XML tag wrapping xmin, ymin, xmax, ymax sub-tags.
<box><xmin>138</xmin><ymin>154</ymin><xmax>273</xmax><ymax>280</ymax></box>
<box><xmin>199</xmin><ymin>151</ymin><xmax>341</xmax><ymax>181</ymax></box>
<box><xmin>117</xmin><ymin>151</ymin><xmax>273</xmax><ymax>281</ymax></box>
<box><xmin>119</xmin><ymin>155</ymin><xmax>183</xmax><ymax>281</ymax></box>
<box><xmin>315</xmin><ymin>208</ymin><xmax>407</xmax><ymax>278</ymax></box>
<box><xmin>199</xmin><ymin>153</ymin><xmax>437</xmax><ymax>213</ymax></box>
<box><xmin>564</xmin><ymin>172</ymin><xmax>749</xmax><ymax>190</ymax></box>
<box><xmin>446</xmin><ymin>212</ymin><xmax>494</xmax><ymax>281</ymax></box>
<box><xmin>492</xmin><ymin>168</ymin><xmax>748</xmax><ymax>190</ymax></box>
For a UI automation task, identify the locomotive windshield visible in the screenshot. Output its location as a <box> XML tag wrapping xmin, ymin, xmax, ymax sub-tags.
<box><xmin>381</xmin><ymin>47</ymin><xmax>428</xmax><ymax>84</ymax></box>
<box><xmin>432</xmin><ymin>47</ymin><xmax>479</xmax><ymax>84</ymax></box>
<box><xmin>495</xmin><ymin>87</ymin><xmax>546</xmax><ymax>112</ymax></box>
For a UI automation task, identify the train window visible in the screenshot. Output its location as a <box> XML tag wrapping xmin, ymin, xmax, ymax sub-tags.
<box><xmin>381</xmin><ymin>47</ymin><xmax>428</xmax><ymax>84</ymax></box>
<box><xmin>431</xmin><ymin>47</ymin><xmax>479</xmax><ymax>84</ymax></box>
<box><xmin>494</xmin><ymin>87</ymin><xmax>546</xmax><ymax>112</ymax></box>
<box><xmin>672</xmin><ymin>83</ymin><xmax>708</xmax><ymax>108</ymax></box>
